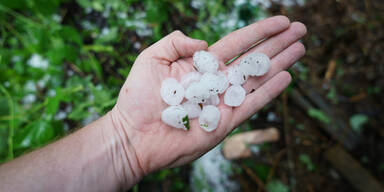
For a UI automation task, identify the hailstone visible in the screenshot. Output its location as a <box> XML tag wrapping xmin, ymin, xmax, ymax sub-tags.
<box><xmin>200</xmin><ymin>72</ymin><xmax>229</xmax><ymax>95</ymax></box>
<box><xmin>181</xmin><ymin>71</ymin><xmax>202</xmax><ymax>89</ymax></box>
<box><xmin>193</xmin><ymin>50</ymin><xmax>219</xmax><ymax>73</ymax></box>
<box><xmin>161</xmin><ymin>105</ymin><xmax>190</xmax><ymax>130</ymax></box>
<box><xmin>182</xmin><ymin>100</ymin><xmax>202</xmax><ymax>119</ymax></box>
<box><xmin>239</xmin><ymin>52</ymin><xmax>270</xmax><ymax>76</ymax></box>
<box><xmin>185</xmin><ymin>82</ymin><xmax>211</xmax><ymax>104</ymax></box>
<box><xmin>160</xmin><ymin>78</ymin><xmax>185</xmax><ymax>105</ymax></box>
<box><xmin>227</xmin><ymin>65</ymin><xmax>248</xmax><ymax>85</ymax></box>
<box><xmin>199</xmin><ymin>105</ymin><xmax>221</xmax><ymax>132</ymax></box>
<box><xmin>224</xmin><ymin>85</ymin><xmax>246</xmax><ymax>107</ymax></box>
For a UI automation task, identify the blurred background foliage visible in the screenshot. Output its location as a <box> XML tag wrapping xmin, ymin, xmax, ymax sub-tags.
<box><xmin>1</xmin><ymin>0</ymin><xmax>383</xmax><ymax>191</ymax></box>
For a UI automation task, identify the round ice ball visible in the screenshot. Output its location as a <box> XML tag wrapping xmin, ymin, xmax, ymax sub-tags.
<box><xmin>181</xmin><ymin>71</ymin><xmax>202</xmax><ymax>89</ymax></box>
<box><xmin>199</xmin><ymin>105</ymin><xmax>221</xmax><ymax>132</ymax></box>
<box><xmin>193</xmin><ymin>50</ymin><xmax>219</xmax><ymax>73</ymax></box>
<box><xmin>161</xmin><ymin>105</ymin><xmax>189</xmax><ymax>130</ymax></box>
<box><xmin>227</xmin><ymin>65</ymin><xmax>248</xmax><ymax>85</ymax></box>
<box><xmin>182</xmin><ymin>100</ymin><xmax>202</xmax><ymax>119</ymax></box>
<box><xmin>160</xmin><ymin>78</ymin><xmax>185</xmax><ymax>106</ymax></box>
<box><xmin>239</xmin><ymin>52</ymin><xmax>270</xmax><ymax>76</ymax></box>
<box><xmin>185</xmin><ymin>82</ymin><xmax>211</xmax><ymax>104</ymax></box>
<box><xmin>200</xmin><ymin>72</ymin><xmax>229</xmax><ymax>95</ymax></box>
<box><xmin>224</xmin><ymin>85</ymin><xmax>246</xmax><ymax>107</ymax></box>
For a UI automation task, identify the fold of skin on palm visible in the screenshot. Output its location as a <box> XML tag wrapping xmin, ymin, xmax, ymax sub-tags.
<box><xmin>111</xmin><ymin>16</ymin><xmax>307</xmax><ymax>179</ymax></box>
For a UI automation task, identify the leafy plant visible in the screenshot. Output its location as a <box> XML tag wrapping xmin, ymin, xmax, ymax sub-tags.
<box><xmin>266</xmin><ymin>180</ymin><xmax>289</xmax><ymax>192</ymax></box>
<box><xmin>299</xmin><ymin>154</ymin><xmax>316</xmax><ymax>172</ymax></box>
<box><xmin>307</xmin><ymin>108</ymin><xmax>330</xmax><ymax>124</ymax></box>
<box><xmin>349</xmin><ymin>114</ymin><xmax>369</xmax><ymax>133</ymax></box>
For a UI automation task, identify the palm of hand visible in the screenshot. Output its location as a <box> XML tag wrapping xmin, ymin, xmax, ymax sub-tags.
<box><xmin>113</xmin><ymin>16</ymin><xmax>306</xmax><ymax>174</ymax></box>
<box><xmin>115</xmin><ymin>55</ymin><xmax>236</xmax><ymax>173</ymax></box>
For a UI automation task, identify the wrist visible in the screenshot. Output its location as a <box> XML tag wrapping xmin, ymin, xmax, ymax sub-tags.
<box><xmin>103</xmin><ymin>107</ymin><xmax>145</xmax><ymax>189</ymax></box>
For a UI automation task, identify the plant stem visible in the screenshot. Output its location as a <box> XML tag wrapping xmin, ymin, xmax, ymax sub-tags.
<box><xmin>0</xmin><ymin>85</ymin><xmax>15</xmax><ymax>160</ymax></box>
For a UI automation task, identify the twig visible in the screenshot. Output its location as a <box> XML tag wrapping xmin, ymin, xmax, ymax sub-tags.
<box><xmin>241</xmin><ymin>164</ymin><xmax>266</xmax><ymax>192</ymax></box>
<box><xmin>323</xmin><ymin>59</ymin><xmax>337</xmax><ymax>82</ymax></box>
<box><xmin>292</xmin><ymin>82</ymin><xmax>360</xmax><ymax>150</ymax></box>
<box><xmin>66</xmin><ymin>61</ymin><xmax>85</xmax><ymax>77</ymax></box>
<box><xmin>266</xmin><ymin>149</ymin><xmax>287</xmax><ymax>183</ymax></box>
<box><xmin>325</xmin><ymin>145</ymin><xmax>384</xmax><ymax>192</ymax></box>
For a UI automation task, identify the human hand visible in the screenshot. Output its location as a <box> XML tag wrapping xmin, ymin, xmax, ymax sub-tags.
<box><xmin>109</xmin><ymin>15</ymin><xmax>306</xmax><ymax>185</ymax></box>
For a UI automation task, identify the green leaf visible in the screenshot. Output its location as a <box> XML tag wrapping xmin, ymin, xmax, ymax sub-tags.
<box><xmin>182</xmin><ymin>115</ymin><xmax>190</xmax><ymax>130</ymax></box>
<box><xmin>45</xmin><ymin>88</ymin><xmax>63</xmax><ymax>120</ymax></box>
<box><xmin>349</xmin><ymin>114</ymin><xmax>369</xmax><ymax>132</ymax></box>
<box><xmin>13</xmin><ymin>120</ymin><xmax>58</xmax><ymax>154</ymax></box>
<box><xmin>0</xmin><ymin>98</ymin><xmax>9</xmax><ymax>116</ymax></box>
<box><xmin>145</xmin><ymin>0</ymin><xmax>168</xmax><ymax>23</ymax></box>
<box><xmin>266</xmin><ymin>180</ymin><xmax>289</xmax><ymax>192</ymax></box>
<box><xmin>299</xmin><ymin>154</ymin><xmax>316</xmax><ymax>171</ymax></box>
<box><xmin>326</xmin><ymin>87</ymin><xmax>338</xmax><ymax>104</ymax></box>
<box><xmin>59</xmin><ymin>26</ymin><xmax>82</xmax><ymax>45</ymax></box>
<box><xmin>68</xmin><ymin>102</ymin><xmax>91</xmax><ymax>120</ymax></box>
<box><xmin>96</xmin><ymin>27</ymin><xmax>119</xmax><ymax>43</ymax></box>
<box><xmin>0</xmin><ymin>125</ymin><xmax>8</xmax><ymax>161</ymax></box>
<box><xmin>307</xmin><ymin>108</ymin><xmax>330</xmax><ymax>124</ymax></box>
<box><xmin>83</xmin><ymin>44</ymin><xmax>114</xmax><ymax>53</ymax></box>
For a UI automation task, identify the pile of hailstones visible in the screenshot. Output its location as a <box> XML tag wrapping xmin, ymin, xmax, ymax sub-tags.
<box><xmin>161</xmin><ymin>50</ymin><xmax>270</xmax><ymax>132</ymax></box>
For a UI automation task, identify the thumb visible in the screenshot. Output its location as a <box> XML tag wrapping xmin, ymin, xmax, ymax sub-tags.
<box><xmin>145</xmin><ymin>30</ymin><xmax>208</xmax><ymax>64</ymax></box>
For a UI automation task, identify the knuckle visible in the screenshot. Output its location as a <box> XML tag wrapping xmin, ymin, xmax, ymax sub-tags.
<box><xmin>171</xmin><ymin>30</ymin><xmax>185</xmax><ymax>37</ymax></box>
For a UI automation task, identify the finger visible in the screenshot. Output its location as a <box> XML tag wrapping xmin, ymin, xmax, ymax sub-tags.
<box><xmin>144</xmin><ymin>30</ymin><xmax>208</xmax><ymax>64</ymax></box>
<box><xmin>242</xmin><ymin>42</ymin><xmax>305</xmax><ymax>92</ymax></box>
<box><xmin>208</xmin><ymin>15</ymin><xmax>290</xmax><ymax>64</ymax></box>
<box><xmin>230</xmin><ymin>71</ymin><xmax>292</xmax><ymax>130</ymax></box>
<box><xmin>241</xmin><ymin>22</ymin><xmax>307</xmax><ymax>60</ymax></box>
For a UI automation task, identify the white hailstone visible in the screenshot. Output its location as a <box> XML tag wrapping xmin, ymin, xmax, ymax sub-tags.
<box><xmin>205</xmin><ymin>94</ymin><xmax>220</xmax><ymax>106</ymax></box>
<box><xmin>193</xmin><ymin>50</ymin><xmax>219</xmax><ymax>73</ymax></box>
<box><xmin>160</xmin><ymin>78</ymin><xmax>185</xmax><ymax>106</ymax></box>
<box><xmin>182</xmin><ymin>100</ymin><xmax>202</xmax><ymax>119</ymax></box>
<box><xmin>216</xmin><ymin>71</ymin><xmax>229</xmax><ymax>93</ymax></box>
<box><xmin>27</xmin><ymin>54</ymin><xmax>49</xmax><ymax>69</ymax></box>
<box><xmin>199</xmin><ymin>105</ymin><xmax>221</xmax><ymax>132</ymax></box>
<box><xmin>185</xmin><ymin>82</ymin><xmax>211</xmax><ymax>104</ymax></box>
<box><xmin>227</xmin><ymin>65</ymin><xmax>248</xmax><ymax>85</ymax></box>
<box><xmin>239</xmin><ymin>52</ymin><xmax>271</xmax><ymax>76</ymax></box>
<box><xmin>224</xmin><ymin>85</ymin><xmax>246</xmax><ymax>107</ymax></box>
<box><xmin>161</xmin><ymin>105</ymin><xmax>190</xmax><ymax>130</ymax></box>
<box><xmin>200</xmin><ymin>72</ymin><xmax>229</xmax><ymax>95</ymax></box>
<box><xmin>181</xmin><ymin>71</ymin><xmax>202</xmax><ymax>88</ymax></box>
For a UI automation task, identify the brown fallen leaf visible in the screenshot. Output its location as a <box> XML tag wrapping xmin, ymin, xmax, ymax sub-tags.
<box><xmin>222</xmin><ymin>127</ymin><xmax>279</xmax><ymax>160</ymax></box>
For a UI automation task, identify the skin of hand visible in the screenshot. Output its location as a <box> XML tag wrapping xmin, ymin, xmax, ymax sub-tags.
<box><xmin>110</xmin><ymin>15</ymin><xmax>307</xmax><ymax>188</ymax></box>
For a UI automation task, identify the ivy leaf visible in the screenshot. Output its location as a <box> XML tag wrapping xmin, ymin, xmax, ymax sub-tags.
<box><xmin>350</xmin><ymin>114</ymin><xmax>369</xmax><ymax>132</ymax></box>
<box><xmin>299</xmin><ymin>154</ymin><xmax>316</xmax><ymax>171</ymax></box>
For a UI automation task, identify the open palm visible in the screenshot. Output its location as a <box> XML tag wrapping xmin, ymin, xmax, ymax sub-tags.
<box><xmin>112</xmin><ymin>16</ymin><xmax>306</xmax><ymax>175</ymax></box>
